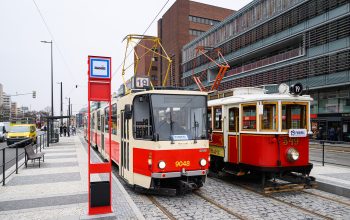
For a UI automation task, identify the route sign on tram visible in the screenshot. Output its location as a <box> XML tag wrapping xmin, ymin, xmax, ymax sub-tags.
<box><xmin>87</xmin><ymin>55</ymin><xmax>112</xmax><ymax>215</ymax></box>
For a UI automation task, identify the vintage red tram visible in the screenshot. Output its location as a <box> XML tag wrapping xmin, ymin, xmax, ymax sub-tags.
<box><xmin>88</xmin><ymin>89</ymin><xmax>209</xmax><ymax>194</ymax></box>
<box><xmin>208</xmin><ymin>85</ymin><xmax>314</xmax><ymax>187</ymax></box>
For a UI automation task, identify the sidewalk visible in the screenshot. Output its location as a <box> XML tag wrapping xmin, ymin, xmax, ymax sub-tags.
<box><xmin>311</xmin><ymin>162</ymin><xmax>350</xmax><ymax>198</ymax></box>
<box><xmin>0</xmin><ymin>135</ymin><xmax>144</xmax><ymax>220</ymax></box>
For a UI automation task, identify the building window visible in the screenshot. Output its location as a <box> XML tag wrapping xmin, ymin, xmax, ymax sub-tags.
<box><xmin>151</xmin><ymin>66</ymin><xmax>157</xmax><ymax>71</ymax></box>
<box><xmin>189</xmin><ymin>15</ymin><xmax>220</xmax><ymax>26</ymax></box>
<box><xmin>189</xmin><ymin>29</ymin><xmax>205</xmax><ymax>37</ymax></box>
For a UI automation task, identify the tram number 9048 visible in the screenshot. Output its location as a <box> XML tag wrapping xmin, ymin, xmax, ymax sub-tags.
<box><xmin>175</xmin><ymin>161</ymin><xmax>190</xmax><ymax>167</ymax></box>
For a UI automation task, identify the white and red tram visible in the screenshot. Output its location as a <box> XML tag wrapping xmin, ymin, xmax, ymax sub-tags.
<box><xmin>207</xmin><ymin>85</ymin><xmax>314</xmax><ymax>186</ymax></box>
<box><xmin>88</xmin><ymin>89</ymin><xmax>209</xmax><ymax>193</ymax></box>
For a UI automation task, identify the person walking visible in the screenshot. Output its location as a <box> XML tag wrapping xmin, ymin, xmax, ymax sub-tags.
<box><xmin>63</xmin><ymin>124</ymin><xmax>67</xmax><ymax>137</ymax></box>
<box><xmin>59</xmin><ymin>125</ymin><xmax>63</xmax><ymax>137</ymax></box>
<box><xmin>67</xmin><ymin>125</ymin><xmax>70</xmax><ymax>137</ymax></box>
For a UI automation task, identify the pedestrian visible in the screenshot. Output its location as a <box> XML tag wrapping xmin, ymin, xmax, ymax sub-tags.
<box><xmin>72</xmin><ymin>126</ymin><xmax>76</xmax><ymax>136</ymax></box>
<box><xmin>67</xmin><ymin>125</ymin><xmax>70</xmax><ymax>137</ymax></box>
<box><xmin>336</xmin><ymin>127</ymin><xmax>342</xmax><ymax>142</ymax></box>
<box><xmin>63</xmin><ymin>124</ymin><xmax>67</xmax><ymax>136</ymax></box>
<box><xmin>59</xmin><ymin>125</ymin><xmax>63</xmax><ymax>137</ymax></box>
<box><xmin>329</xmin><ymin>127</ymin><xmax>335</xmax><ymax>141</ymax></box>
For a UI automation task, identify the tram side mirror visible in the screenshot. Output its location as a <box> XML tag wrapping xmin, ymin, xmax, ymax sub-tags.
<box><xmin>125</xmin><ymin>104</ymin><xmax>132</xmax><ymax>119</ymax></box>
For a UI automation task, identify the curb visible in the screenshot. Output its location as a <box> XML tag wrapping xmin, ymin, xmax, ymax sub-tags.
<box><xmin>316</xmin><ymin>180</ymin><xmax>350</xmax><ymax>198</ymax></box>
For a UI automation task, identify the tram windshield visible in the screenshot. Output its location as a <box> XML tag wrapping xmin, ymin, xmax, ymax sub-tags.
<box><xmin>151</xmin><ymin>95</ymin><xmax>207</xmax><ymax>141</ymax></box>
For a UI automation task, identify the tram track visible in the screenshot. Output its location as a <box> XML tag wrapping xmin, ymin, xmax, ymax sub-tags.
<box><xmin>208</xmin><ymin>173</ymin><xmax>350</xmax><ymax>220</ymax></box>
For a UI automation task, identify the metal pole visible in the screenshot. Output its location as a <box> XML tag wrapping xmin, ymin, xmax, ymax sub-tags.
<box><xmin>60</xmin><ymin>82</ymin><xmax>63</xmax><ymax>126</ymax></box>
<box><xmin>322</xmin><ymin>141</ymin><xmax>325</xmax><ymax>166</ymax></box>
<box><xmin>16</xmin><ymin>144</ymin><xmax>18</xmax><ymax>174</ymax></box>
<box><xmin>68</xmin><ymin>98</ymin><xmax>71</xmax><ymax>136</ymax></box>
<box><xmin>2</xmin><ymin>148</ymin><xmax>5</xmax><ymax>185</ymax></box>
<box><xmin>51</xmin><ymin>41</ymin><xmax>54</xmax><ymax>118</ymax></box>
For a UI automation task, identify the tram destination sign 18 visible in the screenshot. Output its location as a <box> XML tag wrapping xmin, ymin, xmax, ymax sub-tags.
<box><xmin>89</xmin><ymin>57</ymin><xmax>110</xmax><ymax>79</ymax></box>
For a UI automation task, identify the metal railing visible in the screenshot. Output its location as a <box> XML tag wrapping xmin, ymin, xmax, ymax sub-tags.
<box><xmin>309</xmin><ymin>139</ymin><xmax>350</xmax><ymax>167</ymax></box>
<box><xmin>0</xmin><ymin>133</ymin><xmax>47</xmax><ymax>186</ymax></box>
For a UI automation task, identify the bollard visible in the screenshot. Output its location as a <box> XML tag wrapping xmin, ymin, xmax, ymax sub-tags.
<box><xmin>16</xmin><ymin>144</ymin><xmax>18</xmax><ymax>174</ymax></box>
<box><xmin>2</xmin><ymin>148</ymin><xmax>5</xmax><ymax>186</ymax></box>
<box><xmin>322</xmin><ymin>141</ymin><xmax>325</xmax><ymax>166</ymax></box>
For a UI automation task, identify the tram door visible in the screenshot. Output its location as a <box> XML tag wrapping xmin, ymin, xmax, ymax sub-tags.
<box><xmin>120</xmin><ymin>110</ymin><xmax>130</xmax><ymax>180</ymax></box>
<box><xmin>225</xmin><ymin>106</ymin><xmax>240</xmax><ymax>164</ymax></box>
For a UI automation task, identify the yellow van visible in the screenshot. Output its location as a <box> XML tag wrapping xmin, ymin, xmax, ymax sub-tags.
<box><xmin>7</xmin><ymin>124</ymin><xmax>37</xmax><ymax>146</ymax></box>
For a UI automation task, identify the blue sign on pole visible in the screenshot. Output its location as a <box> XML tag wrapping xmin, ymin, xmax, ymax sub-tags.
<box><xmin>89</xmin><ymin>58</ymin><xmax>110</xmax><ymax>79</ymax></box>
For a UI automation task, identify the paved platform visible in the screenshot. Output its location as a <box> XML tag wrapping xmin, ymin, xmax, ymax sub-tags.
<box><xmin>311</xmin><ymin>162</ymin><xmax>350</xmax><ymax>198</ymax></box>
<box><xmin>0</xmin><ymin>135</ymin><xmax>144</xmax><ymax>220</ymax></box>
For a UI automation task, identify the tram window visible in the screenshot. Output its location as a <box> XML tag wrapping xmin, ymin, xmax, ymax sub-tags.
<box><xmin>208</xmin><ymin>108</ymin><xmax>212</xmax><ymax>130</ymax></box>
<box><xmin>214</xmin><ymin>107</ymin><xmax>222</xmax><ymax>130</ymax></box>
<box><xmin>104</xmin><ymin>107</ymin><xmax>109</xmax><ymax>133</ymax></box>
<box><xmin>282</xmin><ymin>104</ymin><xmax>307</xmax><ymax>130</ymax></box>
<box><xmin>242</xmin><ymin>105</ymin><xmax>256</xmax><ymax>130</ymax></box>
<box><xmin>112</xmin><ymin>103</ymin><xmax>117</xmax><ymax>135</ymax></box>
<box><xmin>261</xmin><ymin>104</ymin><xmax>277</xmax><ymax>130</ymax></box>
<box><xmin>91</xmin><ymin>113</ymin><xmax>95</xmax><ymax>130</ymax></box>
<box><xmin>229</xmin><ymin>108</ymin><xmax>239</xmax><ymax>132</ymax></box>
<box><xmin>133</xmin><ymin>95</ymin><xmax>153</xmax><ymax>139</ymax></box>
<box><xmin>97</xmin><ymin>111</ymin><xmax>101</xmax><ymax>131</ymax></box>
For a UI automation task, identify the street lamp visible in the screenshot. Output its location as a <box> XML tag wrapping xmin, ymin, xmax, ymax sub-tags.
<box><xmin>41</xmin><ymin>40</ymin><xmax>54</xmax><ymax>143</ymax></box>
<box><xmin>41</xmin><ymin>40</ymin><xmax>54</xmax><ymax>117</ymax></box>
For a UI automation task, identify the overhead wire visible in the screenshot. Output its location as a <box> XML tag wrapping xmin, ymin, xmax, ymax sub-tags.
<box><xmin>111</xmin><ymin>0</ymin><xmax>171</xmax><ymax>79</ymax></box>
<box><xmin>32</xmin><ymin>0</ymin><xmax>78</xmax><ymax>84</ymax></box>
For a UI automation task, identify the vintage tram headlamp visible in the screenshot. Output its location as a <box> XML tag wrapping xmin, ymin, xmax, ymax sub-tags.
<box><xmin>200</xmin><ymin>158</ymin><xmax>207</xmax><ymax>167</ymax></box>
<box><xmin>158</xmin><ymin>161</ymin><xmax>166</xmax><ymax>169</ymax></box>
<box><xmin>287</xmin><ymin>148</ymin><xmax>300</xmax><ymax>161</ymax></box>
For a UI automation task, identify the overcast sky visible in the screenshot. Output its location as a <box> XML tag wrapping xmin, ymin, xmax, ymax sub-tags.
<box><xmin>0</xmin><ymin>0</ymin><xmax>251</xmax><ymax>114</ymax></box>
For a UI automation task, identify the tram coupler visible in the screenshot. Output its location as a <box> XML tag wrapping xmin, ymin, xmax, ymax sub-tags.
<box><xmin>176</xmin><ymin>180</ymin><xmax>197</xmax><ymax>195</ymax></box>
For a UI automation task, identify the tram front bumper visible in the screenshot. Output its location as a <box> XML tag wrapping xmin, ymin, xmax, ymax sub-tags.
<box><xmin>151</xmin><ymin>169</ymin><xmax>208</xmax><ymax>179</ymax></box>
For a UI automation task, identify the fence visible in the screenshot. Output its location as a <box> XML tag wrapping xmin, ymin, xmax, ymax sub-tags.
<box><xmin>0</xmin><ymin>132</ymin><xmax>47</xmax><ymax>186</ymax></box>
<box><xmin>309</xmin><ymin>139</ymin><xmax>350</xmax><ymax>167</ymax></box>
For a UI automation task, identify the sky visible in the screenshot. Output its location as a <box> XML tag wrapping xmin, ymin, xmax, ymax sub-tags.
<box><xmin>0</xmin><ymin>0</ymin><xmax>252</xmax><ymax>115</ymax></box>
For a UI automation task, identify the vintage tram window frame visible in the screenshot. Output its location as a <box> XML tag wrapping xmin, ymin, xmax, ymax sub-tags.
<box><xmin>97</xmin><ymin>110</ymin><xmax>101</xmax><ymax>131</ymax></box>
<box><xmin>213</xmin><ymin>106</ymin><xmax>223</xmax><ymax>131</ymax></box>
<box><xmin>241</xmin><ymin>103</ymin><xmax>257</xmax><ymax>131</ymax></box>
<box><xmin>281</xmin><ymin>102</ymin><xmax>309</xmax><ymax>131</ymax></box>
<box><xmin>207</xmin><ymin>107</ymin><xmax>213</xmax><ymax>130</ymax></box>
<box><xmin>228</xmin><ymin>107</ymin><xmax>239</xmax><ymax>132</ymax></box>
<box><xmin>260</xmin><ymin>101</ymin><xmax>278</xmax><ymax>132</ymax></box>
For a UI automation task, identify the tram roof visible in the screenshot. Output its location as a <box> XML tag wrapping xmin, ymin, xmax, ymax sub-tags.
<box><xmin>121</xmin><ymin>89</ymin><xmax>208</xmax><ymax>98</ymax></box>
<box><xmin>208</xmin><ymin>93</ymin><xmax>313</xmax><ymax>106</ymax></box>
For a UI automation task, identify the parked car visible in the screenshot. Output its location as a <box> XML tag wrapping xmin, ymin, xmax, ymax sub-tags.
<box><xmin>7</xmin><ymin>124</ymin><xmax>37</xmax><ymax>146</ymax></box>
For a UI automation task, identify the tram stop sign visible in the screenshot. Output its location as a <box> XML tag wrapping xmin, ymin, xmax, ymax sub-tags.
<box><xmin>87</xmin><ymin>55</ymin><xmax>112</xmax><ymax>215</ymax></box>
<box><xmin>289</xmin><ymin>83</ymin><xmax>303</xmax><ymax>96</ymax></box>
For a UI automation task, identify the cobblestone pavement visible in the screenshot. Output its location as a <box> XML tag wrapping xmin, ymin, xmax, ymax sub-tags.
<box><xmin>272</xmin><ymin>191</ymin><xmax>350</xmax><ymax>219</ymax></box>
<box><xmin>199</xmin><ymin>178</ymin><xmax>322</xmax><ymax>220</ymax></box>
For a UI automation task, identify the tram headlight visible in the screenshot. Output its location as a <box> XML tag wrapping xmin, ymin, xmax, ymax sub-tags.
<box><xmin>287</xmin><ymin>148</ymin><xmax>300</xmax><ymax>162</ymax></box>
<box><xmin>200</xmin><ymin>158</ymin><xmax>207</xmax><ymax>167</ymax></box>
<box><xmin>158</xmin><ymin>161</ymin><xmax>166</xmax><ymax>169</ymax></box>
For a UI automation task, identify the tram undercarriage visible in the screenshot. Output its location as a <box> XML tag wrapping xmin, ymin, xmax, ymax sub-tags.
<box><xmin>149</xmin><ymin>176</ymin><xmax>206</xmax><ymax>195</ymax></box>
<box><xmin>210</xmin><ymin>155</ymin><xmax>316</xmax><ymax>193</ymax></box>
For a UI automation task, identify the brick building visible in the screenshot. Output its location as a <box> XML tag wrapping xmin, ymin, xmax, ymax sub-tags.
<box><xmin>182</xmin><ymin>0</ymin><xmax>350</xmax><ymax>140</ymax></box>
<box><xmin>156</xmin><ymin>0</ymin><xmax>233</xmax><ymax>86</ymax></box>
